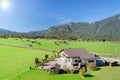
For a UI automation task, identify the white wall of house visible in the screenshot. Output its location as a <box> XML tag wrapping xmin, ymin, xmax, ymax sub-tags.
<box><xmin>94</xmin><ymin>60</ymin><xmax>96</xmax><ymax>65</ymax></box>
<box><xmin>61</xmin><ymin>51</ymin><xmax>96</xmax><ymax>66</ymax></box>
<box><xmin>82</xmin><ymin>60</ymin><xmax>96</xmax><ymax>65</ymax></box>
<box><xmin>61</xmin><ymin>51</ymin><xmax>69</xmax><ymax>63</ymax></box>
<box><xmin>69</xmin><ymin>58</ymin><xmax>81</xmax><ymax>64</ymax></box>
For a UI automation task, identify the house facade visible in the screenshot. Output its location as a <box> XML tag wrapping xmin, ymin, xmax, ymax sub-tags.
<box><xmin>60</xmin><ymin>48</ymin><xmax>98</xmax><ymax>70</ymax></box>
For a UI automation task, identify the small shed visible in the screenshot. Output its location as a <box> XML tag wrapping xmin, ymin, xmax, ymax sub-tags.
<box><xmin>49</xmin><ymin>63</ymin><xmax>61</xmax><ymax>74</ymax></box>
<box><xmin>105</xmin><ymin>59</ymin><xmax>118</xmax><ymax>67</ymax></box>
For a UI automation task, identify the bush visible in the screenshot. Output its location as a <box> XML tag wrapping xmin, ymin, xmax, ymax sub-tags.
<box><xmin>27</xmin><ymin>39</ymin><xmax>30</xmax><ymax>41</ymax></box>
<box><xmin>54</xmin><ymin>54</ymin><xmax>57</xmax><ymax>57</ymax></box>
<box><xmin>37</xmin><ymin>42</ymin><xmax>41</xmax><ymax>45</ymax></box>
<box><xmin>87</xmin><ymin>62</ymin><xmax>96</xmax><ymax>71</ymax></box>
<box><xmin>35</xmin><ymin>58</ymin><xmax>39</xmax><ymax>64</ymax></box>
<box><xmin>29</xmin><ymin>66</ymin><xmax>36</xmax><ymax>70</ymax></box>
<box><xmin>28</xmin><ymin>44</ymin><xmax>32</xmax><ymax>47</ymax></box>
<box><xmin>79</xmin><ymin>68</ymin><xmax>85</xmax><ymax>78</ymax></box>
<box><xmin>31</xmin><ymin>41</ymin><xmax>35</xmax><ymax>43</ymax></box>
<box><xmin>57</xmin><ymin>52</ymin><xmax>60</xmax><ymax>57</ymax></box>
<box><xmin>41</xmin><ymin>58</ymin><xmax>44</xmax><ymax>63</ymax></box>
<box><xmin>45</xmin><ymin>54</ymin><xmax>49</xmax><ymax>60</ymax></box>
<box><xmin>70</xmin><ymin>69</ymin><xmax>74</xmax><ymax>74</ymax></box>
<box><xmin>51</xmin><ymin>56</ymin><xmax>54</xmax><ymax>59</ymax></box>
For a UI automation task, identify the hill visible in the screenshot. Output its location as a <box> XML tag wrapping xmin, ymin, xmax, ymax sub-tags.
<box><xmin>0</xmin><ymin>14</ymin><xmax>120</xmax><ymax>41</ymax></box>
<box><xmin>0</xmin><ymin>29</ymin><xmax>29</xmax><ymax>37</ymax></box>
<box><xmin>34</xmin><ymin>14</ymin><xmax>120</xmax><ymax>41</ymax></box>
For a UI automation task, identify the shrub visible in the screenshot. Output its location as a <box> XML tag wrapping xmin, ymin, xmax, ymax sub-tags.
<box><xmin>79</xmin><ymin>68</ymin><xmax>85</xmax><ymax>78</ymax></box>
<box><xmin>41</xmin><ymin>58</ymin><xmax>44</xmax><ymax>63</ymax></box>
<box><xmin>31</xmin><ymin>41</ymin><xmax>35</xmax><ymax>43</ymax></box>
<box><xmin>27</xmin><ymin>39</ymin><xmax>30</xmax><ymax>41</ymax></box>
<box><xmin>87</xmin><ymin>62</ymin><xmax>96</xmax><ymax>71</ymax></box>
<box><xmin>37</xmin><ymin>42</ymin><xmax>41</xmax><ymax>45</ymax></box>
<box><xmin>29</xmin><ymin>66</ymin><xmax>32</xmax><ymax>70</ymax></box>
<box><xmin>29</xmin><ymin>66</ymin><xmax>36</xmax><ymax>70</ymax></box>
<box><xmin>51</xmin><ymin>56</ymin><xmax>54</xmax><ymax>59</ymax></box>
<box><xmin>54</xmin><ymin>54</ymin><xmax>57</xmax><ymax>57</ymax></box>
<box><xmin>70</xmin><ymin>69</ymin><xmax>74</xmax><ymax>74</ymax></box>
<box><xmin>28</xmin><ymin>44</ymin><xmax>32</xmax><ymax>47</ymax></box>
<box><xmin>20</xmin><ymin>37</ymin><xmax>23</xmax><ymax>39</ymax></box>
<box><xmin>34</xmin><ymin>41</ymin><xmax>37</xmax><ymax>43</ymax></box>
<box><xmin>35</xmin><ymin>58</ymin><xmax>40</xmax><ymax>65</ymax></box>
<box><xmin>57</xmin><ymin>52</ymin><xmax>60</xmax><ymax>57</ymax></box>
<box><xmin>45</xmin><ymin>54</ymin><xmax>49</xmax><ymax>60</ymax></box>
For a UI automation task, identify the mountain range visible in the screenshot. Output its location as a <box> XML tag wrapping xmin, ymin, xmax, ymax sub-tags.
<box><xmin>1</xmin><ymin>14</ymin><xmax>120</xmax><ymax>41</ymax></box>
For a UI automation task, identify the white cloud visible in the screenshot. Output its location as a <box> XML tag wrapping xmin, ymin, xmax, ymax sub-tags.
<box><xmin>48</xmin><ymin>12</ymin><xmax>72</xmax><ymax>23</ymax></box>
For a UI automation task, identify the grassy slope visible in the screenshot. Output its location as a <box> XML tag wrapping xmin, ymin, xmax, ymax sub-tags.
<box><xmin>0</xmin><ymin>45</ymin><xmax>53</xmax><ymax>80</ymax></box>
<box><xmin>10</xmin><ymin>66</ymin><xmax>120</xmax><ymax>80</ymax></box>
<box><xmin>0</xmin><ymin>38</ymin><xmax>120</xmax><ymax>54</ymax></box>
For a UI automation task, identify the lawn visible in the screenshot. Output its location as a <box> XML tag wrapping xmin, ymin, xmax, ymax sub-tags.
<box><xmin>9</xmin><ymin>66</ymin><xmax>120</xmax><ymax>80</ymax></box>
<box><xmin>0</xmin><ymin>45</ymin><xmax>53</xmax><ymax>80</ymax></box>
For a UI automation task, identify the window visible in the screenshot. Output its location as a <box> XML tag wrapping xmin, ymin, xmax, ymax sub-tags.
<box><xmin>89</xmin><ymin>60</ymin><xmax>94</xmax><ymax>63</ymax></box>
<box><xmin>73</xmin><ymin>64</ymin><xmax>78</xmax><ymax>66</ymax></box>
<box><xmin>75</xmin><ymin>60</ymin><xmax>77</xmax><ymax>62</ymax></box>
<box><xmin>78</xmin><ymin>60</ymin><xmax>82</xmax><ymax>62</ymax></box>
<box><xmin>74</xmin><ymin>59</ymin><xmax>82</xmax><ymax>63</ymax></box>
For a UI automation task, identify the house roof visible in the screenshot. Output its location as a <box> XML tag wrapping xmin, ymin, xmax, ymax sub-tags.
<box><xmin>63</xmin><ymin>48</ymin><xmax>98</xmax><ymax>60</ymax></box>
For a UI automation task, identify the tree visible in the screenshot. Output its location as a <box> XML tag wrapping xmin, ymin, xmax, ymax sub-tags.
<box><xmin>45</xmin><ymin>54</ymin><xmax>49</xmax><ymax>60</ymax></box>
<box><xmin>79</xmin><ymin>63</ymin><xmax>87</xmax><ymax>78</ymax></box>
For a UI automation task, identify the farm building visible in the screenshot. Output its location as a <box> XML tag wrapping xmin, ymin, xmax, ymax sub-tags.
<box><xmin>60</xmin><ymin>48</ymin><xmax>99</xmax><ymax>70</ymax></box>
<box><xmin>105</xmin><ymin>59</ymin><xmax>118</xmax><ymax>67</ymax></box>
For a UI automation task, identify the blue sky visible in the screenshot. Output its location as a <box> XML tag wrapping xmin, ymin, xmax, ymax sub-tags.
<box><xmin>0</xmin><ymin>0</ymin><xmax>120</xmax><ymax>32</ymax></box>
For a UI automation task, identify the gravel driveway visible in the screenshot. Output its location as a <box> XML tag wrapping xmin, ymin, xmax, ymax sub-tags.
<box><xmin>38</xmin><ymin>57</ymin><xmax>63</xmax><ymax>70</ymax></box>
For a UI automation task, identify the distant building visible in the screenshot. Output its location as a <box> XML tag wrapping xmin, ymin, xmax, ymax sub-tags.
<box><xmin>60</xmin><ymin>48</ymin><xmax>99</xmax><ymax>70</ymax></box>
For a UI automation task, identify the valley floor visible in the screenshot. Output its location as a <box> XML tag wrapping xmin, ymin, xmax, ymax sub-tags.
<box><xmin>0</xmin><ymin>38</ymin><xmax>120</xmax><ymax>80</ymax></box>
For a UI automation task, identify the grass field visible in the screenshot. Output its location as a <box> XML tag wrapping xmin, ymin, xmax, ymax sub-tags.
<box><xmin>0</xmin><ymin>38</ymin><xmax>120</xmax><ymax>80</ymax></box>
<box><xmin>0</xmin><ymin>38</ymin><xmax>120</xmax><ymax>54</ymax></box>
<box><xmin>9</xmin><ymin>67</ymin><xmax>120</xmax><ymax>80</ymax></box>
<box><xmin>0</xmin><ymin>45</ymin><xmax>53</xmax><ymax>80</ymax></box>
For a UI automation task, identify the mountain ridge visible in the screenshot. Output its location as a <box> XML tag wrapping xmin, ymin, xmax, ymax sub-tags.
<box><xmin>0</xmin><ymin>14</ymin><xmax>120</xmax><ymax>41</ymax></box>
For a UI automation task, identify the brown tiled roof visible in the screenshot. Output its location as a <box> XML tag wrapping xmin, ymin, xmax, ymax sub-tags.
<box><xmin>64</xmin><ymin>48</ymin><xmax>97</xmax><ymax>60</ymax></box>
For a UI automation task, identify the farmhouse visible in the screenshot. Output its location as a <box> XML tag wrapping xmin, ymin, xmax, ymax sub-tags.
<box><xmin>60</xmin><ymin>48</ymin><xmax>99</xmax><ymax>70</ymax></box>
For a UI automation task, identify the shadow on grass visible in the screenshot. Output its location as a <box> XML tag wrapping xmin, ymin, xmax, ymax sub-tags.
<box><xmin>85</xmin><ymin>74</ymin><xmax>94</xmax><ymax>77</ymax></box>
<box><xmin>116</xmin><ymin>63</ymin><xmax>120</xmax><ymax>66</ymax></box>
<box><xmin>96</xmin><ymin>67</ymin><xmax>101</xmax><ymax>71</ymax></box>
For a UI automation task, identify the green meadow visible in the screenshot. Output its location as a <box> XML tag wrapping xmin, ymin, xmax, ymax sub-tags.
<box><xmin>0</xmin><ymin>38</ymin><xmax>120</xmax><ymax>54</ymax></box>
<box><xmin>0</xmin><ymin>45</ymin><xmax>53</xmax><ymax>80</ymax></box>
<box><xmin>0</xmin><ymin>38</ymin><xmax>120</xmax><ymax>80</ymax></box>
<box><xmin>10</xmin><ymin>67</ymin><xmax>120</xmax><ymax>80</ymax></box>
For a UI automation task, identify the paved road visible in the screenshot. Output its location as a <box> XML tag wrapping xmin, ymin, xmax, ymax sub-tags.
<box><xmin>101</xmin><ymin>57</ymin><xmax>120</xmax><ymax>62</ymax></box>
